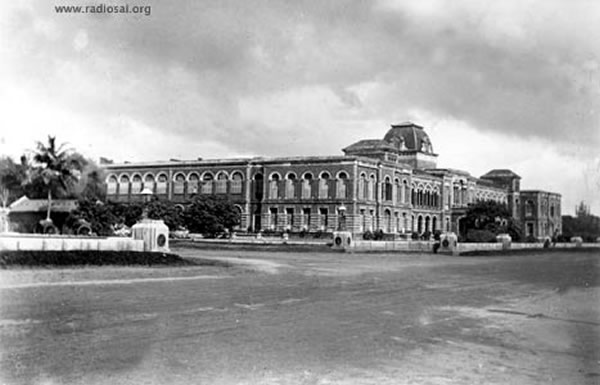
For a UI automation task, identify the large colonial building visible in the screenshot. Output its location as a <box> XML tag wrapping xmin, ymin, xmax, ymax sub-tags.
<box><xmin>103</xmin><ymin>122</ymin><xmax>561</xmax><ymax>239</ymax></box>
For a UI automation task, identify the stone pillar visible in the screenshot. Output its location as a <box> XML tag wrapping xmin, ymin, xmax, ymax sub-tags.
<box><xmin>496</xmin><ymin>233</ymin><xmax>512</xmax><ymax>250</ymax></box>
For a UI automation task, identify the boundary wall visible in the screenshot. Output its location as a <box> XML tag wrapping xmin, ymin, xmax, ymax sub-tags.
<box><xmin>0</xmin><ymin>234</ymin><xmax>143</xmax><ymax>252</ymax></box>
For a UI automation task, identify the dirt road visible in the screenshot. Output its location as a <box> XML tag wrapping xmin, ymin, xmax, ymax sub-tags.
<box><xmin>0</xmin><ymin>248</ymin><xmax>598</xmax><ymax>384</ymax></box>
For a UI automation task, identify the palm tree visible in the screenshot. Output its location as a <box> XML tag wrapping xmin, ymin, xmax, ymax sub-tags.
<box><xmin>31</xmin><ymin>136</ymin><xmax>82</xmax><ymax>230</ymax></box>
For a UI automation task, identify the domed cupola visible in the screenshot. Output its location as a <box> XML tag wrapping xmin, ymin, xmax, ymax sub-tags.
<box><xmin>383</xmin><ymin>122</ymin><xmax>435</xmax><ymax>154</ymax></box>
<box><xmin>342</xmin><ymin>121</ymin><xmax>438</xmax><ymax>169</ymax></box>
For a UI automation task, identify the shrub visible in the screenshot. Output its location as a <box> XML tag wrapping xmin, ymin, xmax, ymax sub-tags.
<box><xmin>410</xmin><ymin>232</ymin><xmax>420</xmax><ymax>240</ymax></box>
<box><xmin>525</xmin><ymin>235</ymin><xmax>538</xmax><ymax>243</ymax></box>
<box><xmin>182</xmin><ymin>195</ymin><xmax>240</xmax><ymax>238</ymax></box>
<box><xmin>363</xmin><ymin>230</ymin><xmax>374</xmax><ymax>240</ymax></box>
<box><xmin>0</xmin><ymin>250</ymin><xmax>192</xmax><ymax>267</ymax></box>
<box><xmin>373</xmin><ymin>229</ymin><xmax>385</xmax><ymax>240</ymax></box>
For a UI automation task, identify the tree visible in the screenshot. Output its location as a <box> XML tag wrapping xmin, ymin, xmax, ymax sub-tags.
<box><xmin>462</xmin><ymin>200</ymin><xmax>522</xmax><ymax>242</ymax></box>
<box><xmin>145</xmin><ymin>198</ymin><xmax>185</xmax><ymax>230</ymax></box>
<box><xmin>562</xmin><ymin>201</ymin><xmax>600</xmax><ymax>242</ymax></box>
<box><xmin>30</xmin><ymin>136</ymin><xmax>83</xmax><ymax>228</ymax></box>
<box><xmin>0</xmin><ymin>155</ymin><xmax>30</xmax><ymax>204</ymax></box>
<box><xmin>182</xmin><ymin>195</ymin><xmax>240</xmax><ymax>237</ymax></box>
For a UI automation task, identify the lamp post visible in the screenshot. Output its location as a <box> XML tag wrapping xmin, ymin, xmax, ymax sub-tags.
<box><xmin>337</xmin><ymin>204</ymin><xmax>347</xmax><ymax>231</ymax></box>
<box><xmin>140</xmin><ymin>187</ymin><xmax>153</xmax><ymax>219</ymax></box>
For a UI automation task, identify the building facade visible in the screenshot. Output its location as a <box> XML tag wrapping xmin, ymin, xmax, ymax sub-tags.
<box><xmin>103</xmin><ymin>122</ymin><xmax>561</xmax><ymax>239</ymax></box>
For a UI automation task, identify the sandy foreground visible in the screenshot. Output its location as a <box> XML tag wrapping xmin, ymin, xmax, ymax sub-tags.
<box><xmin>0</xmin><ymin>248</ymin><xmax>598</xmax><ymax>384</ymax></box>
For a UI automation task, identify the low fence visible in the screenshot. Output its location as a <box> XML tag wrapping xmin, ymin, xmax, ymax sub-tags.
<box><xmin>0</xmin><ymin>233</ymin><xmax>144</xmax><ymax>252</ymax></box>
<box><xmin>349</xmin><ymin>240</ymin><xmax>600</xmax><ymax>253</ymax></box>
<box><xmin>350</xmin><ymin>240</ymin><xmax>434</xmax><ymax>252</ymax></box>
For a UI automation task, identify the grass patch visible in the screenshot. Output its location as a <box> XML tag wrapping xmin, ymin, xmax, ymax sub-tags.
<box><xmin>0</xmin><ymin>250</ymin><xmax>231</xmax><ymax>268</ymax></box>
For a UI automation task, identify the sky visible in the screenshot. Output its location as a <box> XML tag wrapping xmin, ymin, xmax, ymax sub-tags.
<box><xmin>0</xmin><ymin>0</ymin><xmax>599</xmax><ymax>215</ymax></box>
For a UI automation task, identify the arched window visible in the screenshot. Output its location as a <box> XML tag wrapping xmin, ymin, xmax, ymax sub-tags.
<box><xmin>403</xmin><ymin>180</ymin><xmax>410</xmax><ymax>204</ymax></box>
<box><xmin>336</xmin><ymin>171</ymin><xmax>348</xmax><ymax>199</ymax></box>
<box><xmin>285</xmin><ymin>172</ymin><xmax>296</xmax><ymax>199</ymax></box>
<box><xmin>106</xmin><ymin>175</ymin><xmax>118</xmax><ymax>195</ymax></box>
<box><xmin>269</xmin><ymin>173</ymin><xmax>281</xmax><ymax>199</ymax></box>
<box><xmin>367</xmin><ymin>174</ymin><xmax>376</xmax><ymax>201</ymax></box>
<box><xmin>358</xmin><ymin>173</ymin><xmax>366</xmax><ymax>200</ymax></box>
<box><xmin>417</xmin><ymin>215</ymin><xmax>423</xmax><ymax>234</ymax></box>
<box><xmin>318</xmin><ymin>171</ymin><xmax>330</xmax><ymax>199</ymax></box>
<box><xmin>394</xmin><ymin>178</ymin><xmax>401</xmax><ymax>203</ymax></box>
<box><xmin>453</xmin><ymin>182</ymin><xmax>460</xmax><ymax>205</ymax></box>
<box><xmin>301</xmin><ymin>172</ymin><xmax>313</xmax><ymax>199</ymax></box>
<box><xmin>432</xmin><ymin>216</ymin><xmax>437</xmax><ymax>233</ymax></box>
<box><xmin>384</xmin><ymin>177</ymin><xmax>393</xmax><ymax>201</ymax></box>
<box><xmin>131</xmin><ymin>174</ymin><xmax>142</xmax><ymax>194</ymax></box>
<box><xmin>253</xmin><ymin>173</ymin><xmax>264</xmax><ymax>200</ymax></box>
<box><xmin>173</xmin><ymin>173</ymin><xmax>186</xmax><ymax>195</ymax></box>
<box><xmin>215</xmin><ymin>172</ymin><xmax>228</xmax><ymax>194</ymax></box>
<box><xmin>156</xmin><ymin>173</ymin><xmax>168</xmax><ymax>194</ymax></box>
<box><xmin>143</xmin><ymin>174</ymin><xmax>155</xmax><ymax>193</ymax></box>
<box><xmin>187</xmin><ymin>173</ymin><xmax>199</xmax><ymax>194</ymax></box>
<box><xmin>230</xmin><ymin>172</ymin><xmax>244</xmax><ymax>194</ymax></box>
<box><xmin>119</xmin><ymin>175</ymin><xmax>130</xmax><ymax>195</ymax></box>
<box><xmin>201</xmin><ymin>172</ymin><xmax>214</xmax><ymax>194</ymax></box>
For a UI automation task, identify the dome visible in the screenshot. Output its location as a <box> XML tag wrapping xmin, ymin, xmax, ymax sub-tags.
<box><xmin>382</xmin><ymin>122</ymin><xmax>434</xmax><ymax>154</ymax></box>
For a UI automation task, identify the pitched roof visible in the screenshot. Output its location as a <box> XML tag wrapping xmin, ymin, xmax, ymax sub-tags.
<box><xmin>342</xmin><ymin>139</ymin><xmax>396</xmax><ymax>153</ymax></box>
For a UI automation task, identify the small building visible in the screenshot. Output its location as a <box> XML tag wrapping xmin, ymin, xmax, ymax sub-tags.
<box><xmin>7</xmin><ymin>196</ymin><xmax>78</xmax><ymax>233</ymax></box>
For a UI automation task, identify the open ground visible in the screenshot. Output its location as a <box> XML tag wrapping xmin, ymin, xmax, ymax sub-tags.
<box><xmin>0</xmin><ymin>246</ymin><xmax>599</xmax><ymax>385</ymax></box>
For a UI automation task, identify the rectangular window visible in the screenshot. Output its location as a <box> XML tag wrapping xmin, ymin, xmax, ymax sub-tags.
<box><xmin>526</xmin><ymin>222</ymin><xmax>534</xmax><ymax>237</ymax></box>
<box><xmin>302</xmin><ymin>208</ymin><xmax>311</xmax><ymax>229</ymax></box>
<box><xmin>285</xmin><ymin>208</ymin><xmax>294</xmax><ymax>229</ymax></box>
<box><xmin>269</xmin><ymin>207</ymin><xmax>278</xmax><ymax>230</ymax></box>
<box><xmin>319</xmin><ymin>208</ymin><xmax>328</xmax><ymax>229</ymax></box>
